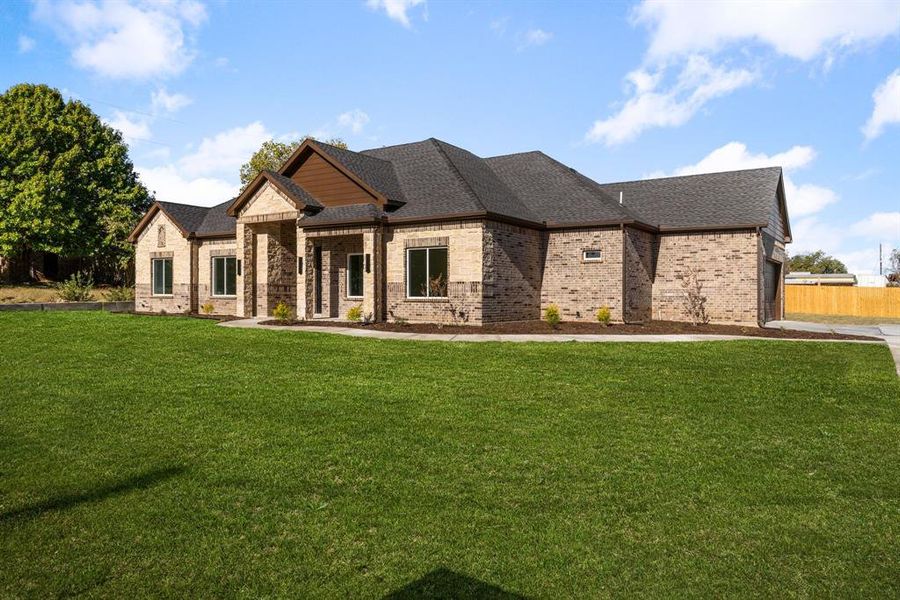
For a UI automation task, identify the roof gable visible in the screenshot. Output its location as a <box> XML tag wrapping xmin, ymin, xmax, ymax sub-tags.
<box><xmin>226</xmin><ymin>170</ymin><xmax>322</xmax><ymax>217</ymax></box>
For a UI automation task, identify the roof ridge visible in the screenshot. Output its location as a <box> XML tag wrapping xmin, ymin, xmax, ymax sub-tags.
<box><xmin>601</xmin><ymin>165</ymin><xmax>783</xmax><ymax>187</ymax></box>
<box><xmin>428</xmin><ymin>138</ymin><xmax>488</xmax><ymax>213</ymax></box>
<box><xmin>532</xmin><ymin>152</ymin><xmax>642</xmax><ymax>222</ymax></box>
<box><xmin>484</xmin><ymin>150</ymin><xmax>542</xmax><ymax>160</ymax></box>
<box><xmin>157</xmin><ymin>200</ymin><xmax>211</xmax><ymax>211</ymax></box>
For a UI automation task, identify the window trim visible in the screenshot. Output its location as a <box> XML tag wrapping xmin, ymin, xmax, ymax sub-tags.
<box><xmin>211</xmin><ymin>255</ymin><xmax>237</xmax><ymax>298</ymax></box>
<box><xmin>346</xmin><ymin>253</ymin><xmax>364</xmax><ymax>299</ymax></box>
<box><xmin>582</xmin><ymin>249</ymin><xmax>603</xmax><ymax>262</ymax></box>
<box><xmin>151</xmin><ymin>258</ymin><xmax>173</xmax><ymax>296</ymax></box>
<box><xmin>406</xmin><ymin>246</ymin><xmax>449</xmax><ymax>299</ymax></box>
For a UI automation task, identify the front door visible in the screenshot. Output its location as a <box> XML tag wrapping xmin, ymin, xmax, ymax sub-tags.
<box><xmin>314</xmin><ymin>246</ymin><xmax>323</xmax><ymax>315</ymax></box>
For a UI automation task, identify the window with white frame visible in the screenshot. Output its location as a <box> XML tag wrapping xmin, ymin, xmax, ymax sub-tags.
<box><xmin>347</xmin><ymin>253</ymin><xmax>363</xmax><ymax>298</ymax></box>
<box><xmin>407</xmin><ymin>247</ymin><xmax>448</xmax><ymax>298</ymax></box>
<box><xmin>152</xmin><ymin>258</ymin><xmax>172</xmax><ymax>295</ymax></box>
<box><xmin>582</xmin><ymin>249</ymin><xmax>602</xmax><ymax>262</ymax></box>
<box><xmin>212</xmin><ymin>256</ymin><xmax>237</xmax><ymax>297</ymax></box>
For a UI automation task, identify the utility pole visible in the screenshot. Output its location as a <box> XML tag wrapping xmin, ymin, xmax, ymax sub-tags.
<box><xmin>879</xmin><ymin>243</ymin><xmax>883</xmax><ymax>275</ymax></box>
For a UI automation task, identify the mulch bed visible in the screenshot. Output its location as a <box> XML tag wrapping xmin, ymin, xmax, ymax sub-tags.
<box><xmin>259</xmin><ymin>319</ymin><xmax>878</xmax><ymax>341</ymax></box>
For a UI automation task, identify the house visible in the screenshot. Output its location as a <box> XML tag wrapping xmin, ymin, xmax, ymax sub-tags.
<box><xmin>129</xmin><ymin>138</ymin><xmax>791</xmax><ymax>325</ymax></box>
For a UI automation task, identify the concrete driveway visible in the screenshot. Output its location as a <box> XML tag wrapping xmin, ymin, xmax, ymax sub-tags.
<box><xmin>767</xmin><ymin>320</ymin><xmax>900</xmax><ymax>375</ymax></box>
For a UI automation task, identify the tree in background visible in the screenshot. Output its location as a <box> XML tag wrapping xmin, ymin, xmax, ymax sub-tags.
<box><xmin>0</xmin><ymin>83</ymin><xmax>151</xmax><ymax>282</ymax></box>
<box><xmin>787</xmin><ymin>251</ymin><xmax>848</xmax><ymax>274</ymax></box>
<box><xmin>888</xmin><ymin>248</ymin><xmax>900</xmax><ymax>286</ymax></box>
<box><xmin>239</xmin><ymin>136</ymin><xmax>347</xmax><ymax>188</ymax></box>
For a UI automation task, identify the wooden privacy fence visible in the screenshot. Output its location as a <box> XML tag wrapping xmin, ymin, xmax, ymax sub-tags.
<box><xmin>786</xmin><ymin>285</ymin><xmax>900</xmax><ymax>317</ymax></box>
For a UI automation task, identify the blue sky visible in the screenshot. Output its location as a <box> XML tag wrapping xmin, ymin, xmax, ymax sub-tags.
<box><xmin>2</xmin><ymin>0</ymin><xmax>899</xmax><ymax>273</ymax></box>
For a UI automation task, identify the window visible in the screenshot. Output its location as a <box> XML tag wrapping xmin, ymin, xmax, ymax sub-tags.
<box><xmin>407</xmin><ymin>247</ymin><xmax>448</xmax><ymax>298</ymax></box>
<box><xmin>347</xmin><ymin>253</ymin><xmax>363</xmax><ymax>298</ymax></box>
<box><xmin>212</xmin><ymin>256</ymin><xmax>237</xmax><ymax>296</ymax></box>
<box><xmin>152</xmin><ymin>258</ymin><xmax>172</xmax><ymax>295</ymax></box>
<box><xmin>583</xmin><ymin>249</ymin><xmax>602</xmax><ymax>262</ymax></box>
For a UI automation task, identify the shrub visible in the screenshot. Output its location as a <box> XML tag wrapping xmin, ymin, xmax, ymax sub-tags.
<box><xmin>596</xmin><ymin>306</ymin><xmax>611</xmax><ymax>326</ymax></box>
<box><xmin>680</xmin><ymin>267</ymin><xmax>710</xmax><ymax>325</ymax></box>
<box><xmin>104</xmin><ymin>286</ymin><xmax>134</xmax><ymax>301</ymax></box>
<box><xmin>544</xmin><ymin>303</ymin><xmax>561</xmax><ymax>328</ymax></box>
<box><xmin>273</xmin><ymin>301</ymin><xmax>292</xmax><ymax>322</ymax></box>
<box><xmin>55</xmin><ymin>271</ymin><xmax>94</xmax><ymax>302</ymax></box>
<box><xmin>200</xmin><ymin>302</ymin><xmax>215</xmax><ymax>315</ymax></box>
<box><xmin>347</xmin><ymin>304</ymin><xmax>363</xmax><ymax>322</ymax></box>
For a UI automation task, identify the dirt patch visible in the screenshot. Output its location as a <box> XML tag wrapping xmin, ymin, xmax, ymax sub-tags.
<box><xmin>259</xmin><ymin>319</ymin><xmax>878</xmax><ymax>341</ymax></box>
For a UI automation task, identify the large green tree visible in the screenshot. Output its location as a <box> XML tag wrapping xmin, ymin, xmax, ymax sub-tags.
<box><xmin>239</xmin><ymin>136</ymin><xmax>347</xmax><ymax>188</ymax></box>
<box><xmin>0</xmin><ymin>83</ymin><xmax>151</xmax><ymax>281</ymax></box>
<box><xmin>788</xmin><ymin>250</ymin><xmax>848</xmax><ymax>274</ymax></box>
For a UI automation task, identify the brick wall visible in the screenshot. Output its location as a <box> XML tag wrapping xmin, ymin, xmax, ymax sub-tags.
<box><xmin>541</xmin><ymin>227</ymin><xmax>623</xmax><ymax>322</ymax></box>
<box><xmin>482</xmin><ymin>221</ymin><xmax>543</xmax><ymax>322</ymax></box>
<box><xmin>652</xmin><ymin>230</ymin><xmax>759</xmax><ymax>324</ymax></box>
<box><xmin>196</xmin><ymin>239</ymin><xmax>238</xmax><ymax>315</ymax></box>
<box><xmin>623</xmin><ymin>227</ymin><xmax>656</xmax><ymax>323</ymax></box>
<box><xmin>134</xmin><ymin>211</ymin><xmax>192</xmax><ymax>313</ymax></box>
<box><xmin>384</xmin><ymin>220</ymin><xmax>484</xmax><ymax>324</ymax></box>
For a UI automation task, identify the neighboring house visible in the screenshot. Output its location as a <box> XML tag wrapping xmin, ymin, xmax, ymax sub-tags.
<box><xmin>786</xmin><ymin>272</ymin><xmax>857</xmax><ymax>286</ymax></box>
<box><xmin>129</xmin><ymin>138</ymin><xmax>791</xmax><ymax>325</ymax></box>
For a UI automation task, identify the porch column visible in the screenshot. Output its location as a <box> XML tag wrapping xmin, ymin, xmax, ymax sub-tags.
<box><xmin>362</xmin><ymin>226</ymin><xmax>384</xmax><ymax>321</ymax></box>
<box><xmin>296</xmin><ymin>227</ymin><xmax>308</xmax><ymax>320</ymax></box>
<box><xmin>235</xmin><ymin>222</ymin><xmax>248</xmax><ymax>317</ymax></box>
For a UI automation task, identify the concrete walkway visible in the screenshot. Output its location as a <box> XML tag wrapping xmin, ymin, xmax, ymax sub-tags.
<box><xmin>220</xmin><ymin>316</ymin><xmax>885</xmax><ymax>344</ymax></box>
<box><xmin>766</xmin><ymin>320</ymin><xmax>900</xmax><ymax>375</ymax></box>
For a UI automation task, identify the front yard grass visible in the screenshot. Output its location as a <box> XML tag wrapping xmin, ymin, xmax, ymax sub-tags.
<box><xmin>1</xmin><ymin>311</ymin><xmax>898</xmax><ymax>598</ymax></box>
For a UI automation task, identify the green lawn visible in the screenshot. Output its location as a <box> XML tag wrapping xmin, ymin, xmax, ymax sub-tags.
<box><xmin>1</xmin><ymin>312</ymin><xmax>898</xmax><ymax>598</ymax></box>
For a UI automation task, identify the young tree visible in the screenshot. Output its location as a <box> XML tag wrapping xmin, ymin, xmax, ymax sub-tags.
<box><xmin>239</xmin><ymin>136</ymin><xmax>347</xmax><ymax>188</ymax></box>
<box><xmin>888</xmin><ymin>248</ymin><xmax>900</xmax><ymax>286</ymax></box>
<box><xmin>787</xmin><ymin>250</ymin><xmax>847</xmax><ymax>274</ymax></box>
<box><xmin>0</xmin><ymin>83</ymin><xmax>151</xmax><ymax>281</ymax></box>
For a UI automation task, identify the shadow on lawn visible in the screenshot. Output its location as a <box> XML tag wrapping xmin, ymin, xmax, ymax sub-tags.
<box><xmin>383</xmin><ymin>568</ymin><xmax>528</xmax><ymax>599</ymax></box>
<box><xmin>0</xmin><ymin>465</ymin><xmax>187</xmax><ymax>524</ymax></box>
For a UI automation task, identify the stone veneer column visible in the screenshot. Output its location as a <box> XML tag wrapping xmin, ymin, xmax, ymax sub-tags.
<box><xmin>296</xmin><ymin>227</ymin><xmax>307</xmax><ymax>320</ymax></box>
<box><xmin>235</xmin><ymin>222</ymin><xmax>246</xmax><ymax>317</ymax></box>
<box><xmin>362</xmin><ymin>226</ymin><xmax>383</xmax><ymax>321</ymax></box>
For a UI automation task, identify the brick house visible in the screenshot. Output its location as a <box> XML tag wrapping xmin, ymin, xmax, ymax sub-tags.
<box><xmin>129</xmin><ymin>138</ymin><xmax>790</xmax><ymax>325</ymax></box>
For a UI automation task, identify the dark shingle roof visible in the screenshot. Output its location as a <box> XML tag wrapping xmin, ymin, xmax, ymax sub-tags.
<box><xmin>299</xmin><ymin>203</ymin><xmax>384</xmax><ymax>227</ymax></box>
<box><xmin>195</xmin><ymin>199</ymin><xmax>236</xmax><ymax>236</ymax></box>
<box><xmin>148</xmin><ymin>139</ymin><xmax>785</xmax><ymax>237</ymax></box>
<box><xmin>485</xmin><ymin>151</ymin><xmax>640</xmax><ymax>226</ymax></box>
<box><xmin>594</xmin><ymin>167</ymin><xmax>783</xmax><ymax>230</ymax></box>
<box><xmin>263</xmin><ymin>170</ymin><xmax>322</xmax><ymax>208</ymax></box>
<box><xmin>315</xmin><ymin>141</ymin><xmax>406</xmax><ymax>204</ymax></box>
<box><xmin>157</xmin><ymin>201</ymin><xmax>209</xmax><ymax>234</ymax></box>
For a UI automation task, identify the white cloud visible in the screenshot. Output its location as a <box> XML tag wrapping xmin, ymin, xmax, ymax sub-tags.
<box><xmin>32</xmin><ymin>0</ymin><xmax>207</xmax><ymax>80</ymax></box>
<box><xmin>337</xmin><ymin>109</ymin><xmax>370</xmax><ymax>134</ymax></box>
<box><xmin>659</xmin><ymin>141</ymin><xmax>838</xmax><ymax>217</ymax></box>
<box><xmin>151</xmin><ymin>88</ymin><xmax>192</xmax><ymax>114</ymax></box>
<box><xmin>633</xmin><ymin>0</ymin><xmax>900</xmax><ymax>62</ymax></box>
<box><xmin>862</xmin><ymin>69</ymin><xmax>900</xmax><ymax>140</ymax></box>
<box><xmin>587</xmin><ymin>1</ymin><xmax>900</xmax><ymax>144</ymax></box>
<box><xmin>178</xmin><ymin>121</ymin><xmax>270</xmax><ymax>177</ymax></box>
<box><xmin>586</xmin><ymin>56</ymin><xmax>757</xmax><ymax>145</ymax></box>
<box><xmin>518</xmin><ymin>28</ymin><xmax>553</xmax><ymax>50</ymax></box>
<box><xmin>365</xmin><ymin>0</ymin><xmax>426</xmax><ymax>28</ymax></box>
<box><xmin>850</xmin><ymin>212</ymin><xmax>900</xmax><ymax>240</ymax></box>
<box><xmin>18</xmin><ymin>35</ymin><xmax>36</xmax><ymax>53</ymax></box>
<box><xmin>137</xmin><ymin>165</ymin><xmax>237</xmax><ymax>207</ymax></box>
<box><xmin>490</xmin><ymin>17</ymin><xmax>509</xmax><ymax>37</ymax></box>
<box><xmin>105</xmin><ymin>110</ymin><xmax>151</xmax><ymax>145</ymax></box>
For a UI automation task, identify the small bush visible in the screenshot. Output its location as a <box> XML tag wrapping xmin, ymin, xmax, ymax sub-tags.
<box><xmin>347</xmin><ymin>304</ymin><xmax>363</xmax><ymax>322</ymax></box>
<box><xmin>104</xmin><ymin>286</ymin><xmax>134</xmax><ymax>301</ymax></box>
<box><xmin>596</xmin><ymin>306</ymin><xmax>611</xmax><ymax>326</ymax></box>
<box><xmin>544</xmin><ymin>303</ymin><xmax>561</xmax><ymax>328</ymax></box>
<box><xmin>273</xmin><ymin>301</ymin><xmax>292</xmax><ymax>322</ymax></box>
<box><xmin>200</xmin><ymin>302</ymin><xmax>215</xmax><ymax>315</ymax></box>
<box><xmin>55</xmin><ymin>271</ymin><xmax>94</xmax><ymax>302</ymax></box>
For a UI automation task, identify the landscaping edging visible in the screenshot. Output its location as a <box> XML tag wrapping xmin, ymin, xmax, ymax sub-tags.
<box><xmin>0</xmin><ymin>301</ymin><xmax>134</xmax><ymax>312</ymax></box>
